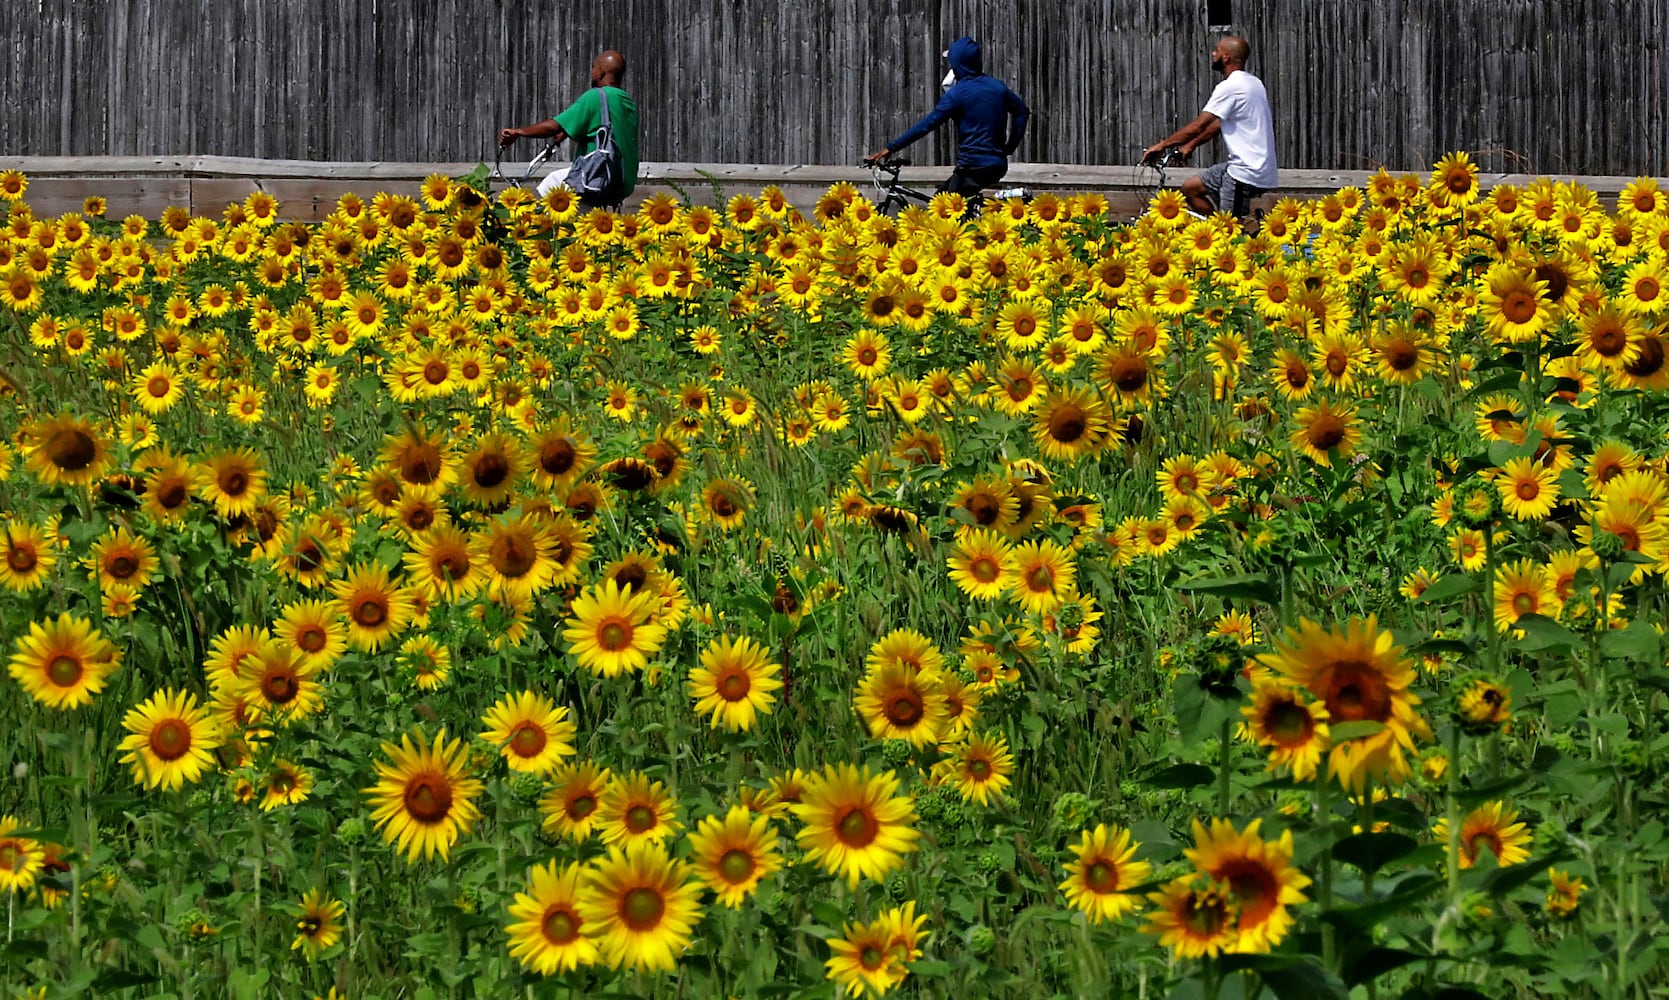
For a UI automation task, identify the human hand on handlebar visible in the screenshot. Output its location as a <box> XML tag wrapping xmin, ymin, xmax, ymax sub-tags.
<box><xmin>498</xmin><ymin>128</ymin><xmax>522</xmax><ymax>148</ymax></box>
<box><xmin>863</xmin><ymin>148</ymin><xmax>892</xmax><ymax>166</ymax></box>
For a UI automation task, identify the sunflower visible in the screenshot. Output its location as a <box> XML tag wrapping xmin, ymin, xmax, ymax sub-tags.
<box><xmin>381</xmin><ymin>426</ymin><xmax>455</xmax><ymax>497</ymax></box>
<box><xmin>237</xmin><ymin>644</ymin><xmax>325</xmax><ymax>721</ymax></box>
<box><xmin>843</xmin><ymin>328</ymin><xmax>892</xmax><ymax>380</ymax></box>
<box><xmin>260</xmin><ymin>759</ymin><xmax>314</xmax><ymax>810</ymax></box>
<box><xmin>8</xmin><ymin>613</ymin><xmax>121</xmax><ymax>709</ymax></box>
<box><xmin>931</xmin><ymin>730</ymin><xmax>1013</xmax><ymax>805</ymax></box>
<box><xmin>1433</xmin><ymin>800</ymin><xmax>1532</xmax><ymax>869</ymax></box>
<box><xmin>527</xmin><ymin>421</ymin><xmax>597</xmax><ymax>490</ymax></box>
<box><xmin>689</xmin><ymin>635</ymin><xmax>782</xmax><ymax>731</ymax></box>
<box><xmin>1267</xmin><ymin>349</ymin><xmax>1315</xmax><ymax>400</ymax></box>
<box><xmin>25</xmin><ymin>413</ymin><xmax>111</xmax><ymax>487</ymax></box>
<box><xmin>331</xmin><ymin>561</ymin><xmax>414</xmax><ymax>653</ymax></box>
<box><xmin>1545</xmin><ymin>869</ymin><xmax>1588</xmax><ymax>918</ymax></box>
<box><xmin>1143</xmin><ymin>876</ymin><xmax>1240</xmax><ymax>959</ymax></box>
<box><xmin>1241</xmin><ymin>681</ymin><xmax>1330</xmax><ymax>781</ymax></box>
<box><xmin>1184</xmin><ymin>818</ymin><xmax>1311</xmax><ymax>952</ymax></box>
<box><xmin>1006</xmin><ymin>538</ymin><xmax>1077</xmax><ymax>612</ymax></box>
<box><xmin>460</xmin><ymin>432</ymin><xmax>523</xmax><ymax>506</ymax></box>
<box><xmin>561</xmin><ymin>578</ymin><xmax>668</xmax><ymax>677</ymax></box>
<box><xmin>88</xmin><ymin>526</ymin><xmax>156</xmax><ymax>592</ymax></box>
<box><xmin>855</xmin><ymin>662</ymin><xmax>948</xmax><ymax>747</ymax></box>
<box><xmin>989</xmin><ymin>356</ymin><xmax>1047</xmax><ymax>415</ymax></box>
<box><xmin>290</xmin><ymin>889</ymin><xmax>345</xmax><ymax>959</ymax></box>
<box><xmin>197</xmin><ymin>448</ymin><xmax>267</xmax><ymax>518</ymax></box>
<box><xmin>865</xmin><ymin>628</ymin><xmax>947</xmax><ymax>676</ymax></box>
<box><xmin>539</xmin><ymin>761</ymin><xmax>613</xmax><ymax>841</ymax></box>
<box><xmin>1495</xmin><ymin>457</ymin><xmax>1559</xmax><ymax>521</ymax></box>
<box><xmin>0</xmin><ymin>817</ymin><xmax>44</xmax><ymax>893</ymax></box>
<box><xmin>1617</xmin><ymin>258</ymin><xmax>1666</xmax><ymax>316</ymax></box>
<box><xmin>1059</xmin><ymin>824</ymin><xmax>1152</xmax><ymax>924</ymax></box>
<box><xmin>793</xmin><ymin>764</ymin><xmax>920</xmax><ymax>888</ymax></box>
<box><xmin>505</xmin><ymin>861</ymin><xmax>599</xmax><ymax>975</ymax></box>
<box><xmin>700</xmin><ymin>476</ymin><xmax>755</xmax><ymax>530</ymax></box>
<box><xmin>132</xmin><ymin>362</ymin><xmax>185</xmax><ymax>414</ymax></box>
<box><xmin>1289</xmin><ymin>399</ymin><xmax>1360</xmax><ymax>466</ymax></box>
<box><xmin>478</xmin><ymin>690</ymin><xmax>575</xmax><ymax>774</ymax></box>
<box><xmin>1258</xmin><ymin>617</ymin><xmax>1432</xmax><ymax>791</ymax></box>
<box><xmin>946</xmin><ymin>528</ymin><xmax>1015</xmax><ymax>600</ymax></box>
<box><xmin>825</xmin><ymin>912</ymin><xmax>907</xmax><ymax>997</ymax></box>
<box><xmin>688</xmin><ymin>805</ymin><xmax>784</xmax><ymax>907</ymax></box>
<box><xmin>363</xmin><ymin>728</ymin><xmax>483</xmax><ymax>862</ymax></box>
<box><xmin>1492</xmin><ymin>559</ymin><xmax>1558</xmax><ymax>633</ymax></box>
<box><xmin>117</xmin><ymin>688</ymin><xmax>222</xmax><ymax>791</ymax></box>
<box><xmin>1428</xmin><ymin>151</ymin><xmax>1479</xmax><ymax>206</ymax></box>
<box><xmin>1480</xmin><ymin>264</ymin><xmax>1551</xmax><ymax>343</ymax></box>
<box><xmin>1031</xmin><ymin>387</ymin><xmax>1114</xmax><ymax>462</ymax></box>
<box><xmin>0</xmin><ymin>521</ymin><xmax>55</xmax><ymax>592</ymax></box>
<box><xmin>576</xmin><ymin>841</ymin><xmax>704</xmax><ymax>972</ymax></box>
<box><xmin>402</xmin><ymin>525</ymin><xmax>483</xmax><ymax>602</ymax></box>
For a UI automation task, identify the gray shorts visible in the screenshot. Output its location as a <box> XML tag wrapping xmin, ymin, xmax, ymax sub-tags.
<box><xmin>1198</xmin><ymin>162</ymin><xmax>1266</xmax><ymax>218</ymax></box>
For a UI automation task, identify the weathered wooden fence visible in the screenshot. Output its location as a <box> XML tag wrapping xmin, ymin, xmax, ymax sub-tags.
<box><xmin>4</xmin><ymin>0</ymin><xmax>1667</xmax><ymax>176</ymax></box>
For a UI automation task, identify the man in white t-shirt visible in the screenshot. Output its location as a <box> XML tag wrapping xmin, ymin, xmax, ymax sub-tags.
<box><xmin>1143</xmin><ymin>35</ymin><xmax>1276</xmax><ymax>222</ymax></box>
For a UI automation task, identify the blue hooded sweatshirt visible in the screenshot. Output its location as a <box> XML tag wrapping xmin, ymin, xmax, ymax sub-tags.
<box><xmin>887</xmin><ymin>37</ymin><xmax>1029</xmax><ymax>169</ymax></box>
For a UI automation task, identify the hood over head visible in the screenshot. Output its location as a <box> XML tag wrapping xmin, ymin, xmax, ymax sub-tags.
<box><xmin>947</xmin><ymin>37</ymin><xmax>983</xmax><ymax>79</ymax></box>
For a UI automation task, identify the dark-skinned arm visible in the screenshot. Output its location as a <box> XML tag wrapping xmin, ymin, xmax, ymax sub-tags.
<box><xmin>499</xmin><ymin>119</ymin><xmax>569</xmax><ymax>147</ymax></box>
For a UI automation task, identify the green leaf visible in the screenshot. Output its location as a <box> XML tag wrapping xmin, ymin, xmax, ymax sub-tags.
<box><xmin>1175</xmin><ymin>572</ymin><xmax>1279</xmax><ymax>604</ymax></box>
<box><xmin>1414</xmin><ymin>573</ymin><xmax>1476</xmax><ymax>603</ymax></box>
<box><xmin>909</xmin><ymin>960</ymin><xmax>953</xmax><ymax>977</ymax></box>
<box><xmin>1329</xmin><ymin>720</ymin><xmax>1386</xmax><ymax>742</ymax></box>
<box><xmin>1139</xmin><ymin>763</ymin><xmax>1215</xmax><ymax>789</ymax></box>
<box><xmin>1478</xmin><ymin>852</ymin><xmax>1564</xmax><ymax>897</ymax></box>
<box><xmin>1341</xmin><ymin>946</ymin><xmax>1427</xmax><ymax>988</ymax></box>
<box><xmin>1332</xmin><ymin>832</ymin><xmax>1419</xmax><ymax>877</ymax></box>
<box><xmin>1319</xmin><ymin>873</ymin><xmax>1442</xmax><ymax>932</ymax></box>
<box><xmin>811</xmin><ymin>901</ymin><xmax>846</xmax><ymax>928</ymax></box>
<box><xmin>92</xmin><ymin>970</ymin><xmax>159</xmax><ymax>991</ymax></box>
<box><xmin>1599</xmin><ymin>620</ymin><xmax>1661</xmax><ymax>664</ymax></box>
<box><xmin>1219</xmin><ymin>955</ymin><xmax>1347</xmax><ymax>1000</ymax></box>
<box><xmin>1514</xmin><ymin>613</ymin><xmax>1581</xmax><ymax>653</ymax></box>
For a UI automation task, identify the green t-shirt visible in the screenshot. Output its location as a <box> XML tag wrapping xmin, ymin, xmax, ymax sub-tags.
<box><xmin>554</xmin><ymin>86</ymin><xmax>639</xmax><ymax>198</ymax></box>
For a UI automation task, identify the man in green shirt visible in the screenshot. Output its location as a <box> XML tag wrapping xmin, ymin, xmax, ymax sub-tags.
<box><xmin>499</xmin><ymin>50</ymin><xmax>639</xmax><ymax>205</ymax></box>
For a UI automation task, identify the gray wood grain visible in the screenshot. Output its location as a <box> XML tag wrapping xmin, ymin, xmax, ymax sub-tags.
<box><xmin>3</xmin><ymin>0</ymin><xmax>1665</xmax><ymax>175</ymax></box>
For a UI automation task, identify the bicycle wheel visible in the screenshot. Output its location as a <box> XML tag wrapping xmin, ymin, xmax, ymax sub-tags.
<box><xmin>878</xmin><ymin>193</ymin><xmax>909</xmax><ymax>219</ymax></box>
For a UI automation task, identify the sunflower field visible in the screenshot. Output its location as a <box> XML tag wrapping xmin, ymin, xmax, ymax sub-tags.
<box><xmin>0</xmin><ymin>152</ymin><xmax>1667</xmax><ymax>999</ymax></box>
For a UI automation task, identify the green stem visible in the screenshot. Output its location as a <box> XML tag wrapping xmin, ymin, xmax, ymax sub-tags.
<box><xmin>1217</xmin><ymin>714</ymin><xmax>1233</xmax><ymax>815</ymax></box>
<box><xmin>1445</xmin><ymin>724</ymin><xmax>1462</xmax><ymax>896</ymax></box>
<box><xmin>1316</xmin><ymin>775</ymin><xmax>1335</xmax><ymax>970</ymax></box>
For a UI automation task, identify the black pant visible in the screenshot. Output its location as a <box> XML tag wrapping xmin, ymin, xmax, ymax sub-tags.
<box><xmin>938</xmin><ymin>164</ymin><xmax>1007</xmax><ymax>197</ymax></box>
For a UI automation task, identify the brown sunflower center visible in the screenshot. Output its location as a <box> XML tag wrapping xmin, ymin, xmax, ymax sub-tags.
<box><xmin>624</xmin><ymin>804</ymin><xmax>657</xmax><ymax>833</ymax></box>
<box><xmin>149</xmin><ymin>718</ymin><xmax>192</xmax><ymax>760</ymax></box>
<box><xmin>599</xmin><ymin>620</ymin><xmax>631</xmax><ymax>651</ymax></box>
<box><xmin>472</xmin><ymin>454</ymin><xmax>510</xmax><ymax>489</ymax></box>
<box><xmin>399</xmin><ymin>443</ymin><xmax>443</xmax><ymax>485</ymax></box>
<box><xmin>967</xmin><ymin>758</ymin><xmax>992</xmax><ymax>780</ymax></box>
<box><xmin>107</xmin><ymin>554</ymin><xmax>138</xmax><ymax>579</ymax></box>
<box><xmin>47</xmin><ymin>655</ymin><xmax>83</xmax><ymax>687</ymax></box>
<box><xmin>46</xmin><ymin>428</ymin><xmax>97</xmax><ymax>471</ymax></box>
<box><xmin>718</xmin><ymin>848</ymin><xmax>755</xmax><ymax>884</ymax></box>
<box><xmin>835</xmin><ymin>806</ymin><xmax>880</xmax><ymax>848</ymax></box>
<box><xmin>1047</xmin><ymin>405</ymin><xmax>1088</xmax><ymax>443</ymax></box>
<box><xmin>1085</xmin><ymin>860</ymin><xmax>1119</xmax><ymax>893</ymax></box>
<box><xmin>1306</xmin><ymin>413</ymin><xmax>1347</xmax><ymax>451</ymax></box>
<box><xmin>568</xmin><ymin>793</ymin><xmax>596</xmax><ymax>819</ymax></box>
<box><xmin>354</xmin><ymin>597</ymin><xmax>388</xmax><ymax>628</ymax></box>
<box><xmin>719</xmin><ymin>671</ymin><xmax>750</xmax><ymax>701</ymax></box>
<box><xmin>7</xmin><ymin>546</ymin><xmax>38</xmax><ymax>572</ymax></box>
<box><xmin>489</xmin><ymin>531</ymin><xmax>537</xmax><ymax>578</ymax></box>
<box><xmin>1501</xmin><ymin>290</ymin><xmax>1538</xmax><ymax>325</ymax></box>
<box><xmin>541</xmin><ymin>906</ymin><xmax>580</xmax><ymax>945</ymax></box>
<box><xmin>887</xmin><ymin>691</ymin><xmax>923</xmax><ymax>726</ymax></box>
<box><xmin>969</xmin><ymin>555</ymin><xmax>1001</xmax><ymax>584</ymax></box>
<box><xmin>1265</xmin><ymin>699</ymin><xmax>1313</xmax><ymax>744</ymax></box>
<box><xmin>297</xmin><ymin>625</ymin><xmax>327</xmax><ymax>653</ymax></box>
<box><xmin>509</xmin><ymin>722</ymin><xmax>547</xmax><ymax>758</ymax></box>
<box><xmin>1325</xmin><ymin>661</ymin><xmax>1392</xmax><ymax>723</ymax></box>
<box><xmin>219</xmin><ymin>468</ymin><xmax>250</xmax><ymax>497</ymax></box>
<box><xmin>403</xmin><ymin>774</ymin><xmax>453</xmax><ymax>823</ymax></box>
<box><xmin>261</xmin><ymin>667</ymin><xmax>298</xmax><ymax>705</ymax></box>
<box><xmin>620</xmin><ymin>887</ymin><xmax>665</xmax><ymax>930</ymax></box>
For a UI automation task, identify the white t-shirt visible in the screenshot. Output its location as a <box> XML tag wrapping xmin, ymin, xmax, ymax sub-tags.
<box><xmin>1202</xmin><ymin>70</ymin><xmax>1277</xmax><ymax>189</ymax></box>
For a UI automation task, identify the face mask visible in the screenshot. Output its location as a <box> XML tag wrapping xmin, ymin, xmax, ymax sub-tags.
<box><xmin>942</xmin><ymin>67</ymin><xmax>956</xmax><ymax>91</ymax></box>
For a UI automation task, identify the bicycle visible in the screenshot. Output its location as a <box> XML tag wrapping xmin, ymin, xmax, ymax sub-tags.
<box><xmin>490</xmin><ymin>136</ymin><xmax>561</xmax><ymax>190</ymax></box>
<box><xmin>865</xmin><ymin>156</ymin><xmax>1031</xmax><ymax>218</ymax></box>
<box><xmin>1132</xmin><ymin>146</ymin><xmax>1210</xmax><ymax>224</ymax></box>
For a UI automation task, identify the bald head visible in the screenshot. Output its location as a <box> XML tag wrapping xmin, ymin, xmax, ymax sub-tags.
<box><xmin>591</xmin><ymin>50</ymin><xmax>626</xmax><ymax>86</ymax></box>
<box><xmin>1214</xmin><ymin>35</ymin><xmax>1250</xmax><ymax>70</ymax></box>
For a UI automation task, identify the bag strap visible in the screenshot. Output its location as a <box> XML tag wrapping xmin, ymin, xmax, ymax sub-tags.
<box><xmin>593</xmin><ymin>86</ymin><xmax>612</xmax><ymax>141</ymax></box>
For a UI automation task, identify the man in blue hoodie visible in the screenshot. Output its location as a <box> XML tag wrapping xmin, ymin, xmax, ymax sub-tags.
<box><xmin>864</xmin><ymin>37</ymin><xmax>1029</xmax><ymax>198</ymax></box>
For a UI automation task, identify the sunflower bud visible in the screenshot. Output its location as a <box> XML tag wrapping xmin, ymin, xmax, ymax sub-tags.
<box><xmin>881</xmin><ymin>739</ymin><xmax>913</xmax><ymax>768</ymax></box>
<box><xmin>1456</xmin><ymin>483</ymin><xmax>1499</xmax><ymax>528</ymax></box>
<box><xmin>1588</xmin><ymin>528</ymin><xmax>1626</xmax><ymax>562</ymax></box>
<box><xmin>510</xmin><ymin>772</ymin><xmax>544</xmax><ymax>805</ymax></box>
<box><xmin>1051</xmin><ymin>792</ymin><xmax>1094</xmax><ymax>830</ymax></box>
<box><xmin>967</xmin><ymin>923</ymin><xmax>996</xmax><ymax>955</ymax></box>
<box><xmin>335</xmin><ymin>817</ymin><xmax>367</xmax><ymax>845</ymax></box>
<box><xmin>1451</xmin><ymin>671</ymin><xmax>1512</xmax><ymax>734</ymax></box>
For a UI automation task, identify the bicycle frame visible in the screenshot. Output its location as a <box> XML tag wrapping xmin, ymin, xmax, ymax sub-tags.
<box><xmin>491</xmin><ymin>138</ymin><xmax>561</xmax><ymax>189</ymax></box>
<box><xmin>1132</xmin><ymin>147</ymin><xmax>1209</xmax><ymax>223</ymax></box>
<box><xmin>868</xmin><ymin>158</ymin><xmax>934</xmax><ymax>215</ymax></box>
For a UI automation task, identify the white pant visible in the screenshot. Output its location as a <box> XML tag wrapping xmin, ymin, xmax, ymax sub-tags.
<box><xmin>536</xmin><ymin>166</ymin><xmax>571</xmax><ymax>198</ymax></box>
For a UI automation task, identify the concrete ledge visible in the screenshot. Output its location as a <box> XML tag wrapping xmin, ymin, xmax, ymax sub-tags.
<box><xmin>0</xmin><ymin>156</ymin><xmax>1641</xmax><ymax>222</ymax></box>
